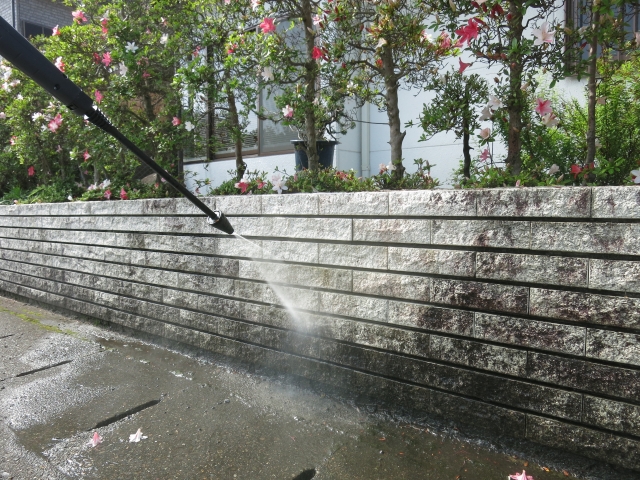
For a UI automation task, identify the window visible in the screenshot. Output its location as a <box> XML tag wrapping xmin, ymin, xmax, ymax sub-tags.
<box><xmin>183</xmin><ymin>18</ymin><xmax>301</xmax><ymax>164</ymax></box>
<box><xmin>23</xmin><ymin>22</ymin><xmax>53</xmax><ymax>39</ymax></box>
<box><xmin>565</xmin><ymin>0</ymin><xmax>640</xmax><ymax>62</ymax></box>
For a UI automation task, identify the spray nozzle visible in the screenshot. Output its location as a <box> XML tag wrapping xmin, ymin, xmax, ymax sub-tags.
<box><xmin>207</xmin><ymin>210</ymin><xmax>234</xmax><ymax>235</ymax></box>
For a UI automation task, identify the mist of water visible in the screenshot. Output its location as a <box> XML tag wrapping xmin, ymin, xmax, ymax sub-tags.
<box><xmin>233</xmin><ymin>233</ymin><xmax>307</xmax><ymax>331</ymax></box>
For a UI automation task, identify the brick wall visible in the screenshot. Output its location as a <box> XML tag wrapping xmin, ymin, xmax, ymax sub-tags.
<box><xmin>1</xmin><ymin>187</ymin><xmax>640</xmax><ymax>470</ymax></box>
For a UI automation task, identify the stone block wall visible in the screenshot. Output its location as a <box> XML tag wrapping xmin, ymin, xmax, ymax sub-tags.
<box><xmin>1</xmin><ymin>187</ymin><xmax>640</xmax><ymax>470</ymax></box>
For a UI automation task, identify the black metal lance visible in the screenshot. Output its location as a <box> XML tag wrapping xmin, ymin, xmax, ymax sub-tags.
<box><xmin>0</xmin><ymin>16</ymin><xmax>233</xmax><ymax>234</ymax></box>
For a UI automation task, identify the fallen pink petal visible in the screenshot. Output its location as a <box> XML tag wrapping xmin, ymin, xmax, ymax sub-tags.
<box><xmin>129</xmin><ymin>428</ymin><xmax>147</xmax><ymax>443</ymax></box>
<box><xmin>88</xmin><ymin>431</ymin><xmax>102</xmax><ymax>447</ymax></box>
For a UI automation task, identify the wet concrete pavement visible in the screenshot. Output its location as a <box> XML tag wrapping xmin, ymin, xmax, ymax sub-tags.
<box><xmin>0</xmin><ymin>294</ymin><xmax>635</xmax><ymax>480</ymax></box>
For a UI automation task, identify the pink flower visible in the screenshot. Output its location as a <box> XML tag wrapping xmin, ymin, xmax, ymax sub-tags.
<box><xmin>260</xmin><ymin>17</ymin><xmax>276</xmax><ymax>34</ymax></box>
<box><xmin>312</xmin><ymin>46</ymin><xmax>324</xmax><ymax>61</ymax></box>
<box><xmin>52</xmin><ymin>25</ymin><xmax>61</xmax><ymax>36</ymax></box>
<box><xmin>101</xmin><ymin>52</ymin><xmax>112</xmax><ymax>67</ymax></box>
<box><xmin>9</xmin><ymin>136</ymin><xmax>16</xmax><ymax>145</ymax></box>
<box><xmin>142</xmin><ymin>71</ymin><xmax>151</xmax><ymax>78</ymax></box>
<box><xmin>459</xmin><ymin>58</ymin><xmax>472</xmax><ymax>74</ymax></box>
<box><xmin>282</xmin><ymin>105</ymin><xmax>294</xmax><ymax>118</ymax></box>
<box><xmin>83</xmin><ymin>150</ymin><xmax>91</xmax><ymax>161</ymax></box>
<box><xmin>535</xmin><ymin>98</ymin><xmax>552</xmax><ymax>116</ymax></box>
<box><xmin>94</xmin><ymin>90</ymin><xmax>104</xmax><ymax>104</ymax></box>
<box><xmin>172</xmin><ymin>116</ymin><xmax>181</xmax><ymax>126</ymax></box>
<box><xmin>27</xmin><ymin>166</ymin><xmax>35</xmax><ymax>176</ymax></box>
<box><xmin>509</xmin><ymin>471</ymin><xmax>534</xmax><ymax>480</ymax></box>
<box><xmin>257</xmin><ymin>180</ymin><xmax>265</xmax><ymax>189</ymax></box>
<box><xmin>54</xmin><ymin>57</ymin><xmax>65</xmax><ymax>72</ymax></box>
<box><xmin>455</xmin><ymin>18</ymin><xmax>480</xmax><ymax>45</ymax></box>
<box><xmin>101</xmin><ymin>18</ymin><xmax>108</xmax><ymax>34</ymax></box>
<box><xmin>48</xmin><ymin>113</ymin><xmax>63</xmax><ymax>133</ymax></box>
<box><xmin>104</xmin><ymin>189</ymin><xmax>112</xmax><ymax>200</ymax></box>
<box><xmin>480</xmin><ymin>148</ymin><xmax>490</xmax><ymax>161</ymax></box>
<box><xmin>88</xmin><ymin>432</ymin><xmax>102</xmax><ymax>447</ymax></box>
<box><xmin>72</xmin><ymin>10</ymin><xmax>87</xmax><ymax>24</ymax></box>
<box><xmin>120</xmin><ymin>188</ymin><xmax>129</xmax><ymax>200</ymax></box>
<box><xmin>313</xmin><ymin>14</ymin><xmax>322</xmax><ymax>26</ymax></box>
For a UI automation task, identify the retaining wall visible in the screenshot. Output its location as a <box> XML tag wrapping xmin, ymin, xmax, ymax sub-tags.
<box><xmin>1</xmin><ymin>187</ymin><xmax>640</xmax><ymax>470</ymax></box>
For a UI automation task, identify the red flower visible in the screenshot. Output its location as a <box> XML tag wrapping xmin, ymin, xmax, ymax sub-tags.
<box><xmin>312</xmin><ymin>46</ymin><xmax>324</xmax><ymax>61</ymax></box>
<box><xmin>570</xmin><ymin>164</ymin><xmax>582</xmax><ymax>179</ymax></box>
<box><xmin>459</xmin><ymin>58</ymin><xmax>472</xmax><ymax>74</ymax></box>
<box><xmin>120</xmin><ymin>188</ymin><xmax>129</xmax><ymax>200</ymax></box>
<box><xmin>27</xmin><ymin>166</ymin><xmax>35</xmax><ymax>176</ymax></box>
<box><xmin>104</xmin><ymin>189</ymin><xmax>112</xmax><ymax>200</ymax></box>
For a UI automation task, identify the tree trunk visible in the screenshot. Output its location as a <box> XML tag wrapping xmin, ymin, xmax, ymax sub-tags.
<box><xmin>382</xmin><ymin>46</ymin><xmax>405</xmax><ymax>181</ymax></box>
<box><xmin>224</xmin><ymin>69</ymin><xmax>246</xmax><ymax>180</ymax></box>
<box><xmin>462</xmin><ymin>118</ymin><xmax>471</xmax><ymax>180</ymax></box>
<box><xmin>586</xmin><ymin>7</ymin><xmax>600</xmax><ymax>167</ymax></box>
<box><xmin>505</xmin><ymin>0</ymin><xmax>525</xmax><ymax>175</ymax></box>
<box><xmin>301</xmin><ymin>0</ymin><xmax>319</xmax><ymax>171</ymax></box>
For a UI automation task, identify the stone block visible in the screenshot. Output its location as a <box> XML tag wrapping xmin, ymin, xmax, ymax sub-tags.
<box><xmin>388</xmin><ymin>301</ymin><xmax>474</xmax><ymax>335</ymax></box>
<box><xmin>432</xmin><ymin>279</ymin><xmax>528</xmax><ymax>314</ymax></box>
<box><xmin>583</xmin><ymin>396</ymin><xmax>640</xmax><ymax>437</ymax></box>
<box><xmin>476</xmin><ymin>253</ymin><xmax>588</xmax><ymax>287</ymax></box>
<box><xmin>430</xmin><ymin>335</ymin><xmax>527</xmax><ymax>376</ymax></box>
<box><xmin>262</xmin><ymin>194</ymin><xmax>319</xmax><ymax>215</ymax></box>
<box><xmin>586</xmin><ymin>329</ymin><xmax>640</xmax><ymax>366</ymax></box>
<box><xmin>526</xmin><ymin>352</ymin><xmax>640</xmax><ymax>401</ymax></box>
<box><xmin>592</xmin><ymin>186</ymin><xmax>640</xmax><ymax>219</ymax></box>
<box><xmin>388</xmin><ymin>248</ymin><xmax>475</xmax><ymax>277</ymax></box>
<box><xmin>389</xmin><ymin>190</ymin><xmax>476</xmax><ymax>217</ymax></box>
<box><xmin>261</xmin><ymin>240</ymin><xmax>318</xmax><ymax>263</ymax></box>
<box><xmin>474</xmin><ymin>313</ymin><xmax>585</xmax><ymax>355</ymax></box>
<box><xmin>531</xmin><ymin>222</ymin><xmax>640</xmax><ymax>255</ymax></box>
<box><xmin>426</xmin><ymin>364</ymin><xmax>582</xmax><ymax>420</ymax></box>
<box><xmin>476</xmin><ymin>187</ymin><xmax>591</xmax><ymax>218</ymax></box>
<box><xmin>215</xmin><ymin>195</ymin><xmax>262</xmax><ymax>215</ymax></box>
<box><xmin>233</xmin><ymin>279</ymin><xmax>319</xmax><ymax>310</ymax></box>
<box><xmin>319</xmin><ymin>243</ymin><xmax>388</xmax><ymax>269</ymax></box>
<box><xmin>353</xmin><ymin>219</ymin><xmax>430</xmax><ymax>244</ymax></box>
<box><xmin>432</xmin><ymin>220</ymin><xmax>530</xmax><ymax>249</ymax></box>
<box><xmin>233</xmin><ymin>217</ymin><xmax>352</xmax><ymax>241</ymax></box>
<box><xmin>353</xmin><ymin>272</ymin><xmax>429</xmax><ymax>301</ymax></box>
<box><xmin>590</xmin><ymin>259</ymin><xmax>640</xmax><ymax>293</ymax></box>
<box><xmin>530</xmin><ymin>288</ymin><xmax>640</xmax><ymax>329</ymax></box>
<box><xmin>526</xmin><ymin>415</ymin><xmax>640</xmax><ymax>471</ymax></box>
<box><xmin>430</xmin><ymin>390</ymin><xmax>525</xmax><ymax>434</ymax></box>
<box><xmin>318</xmin><ymin>192</ymin><xmax>389</xmax><ymax>216</ymax></box>
<box><xmin>318</xmin><ymin>291</ymin><xmax>387</xmax><ymax>322</ymax></box>
<box><xmin>238</xmin><ymin>260</ymin><xmax>352</xmax><ymax>291</ymax></box>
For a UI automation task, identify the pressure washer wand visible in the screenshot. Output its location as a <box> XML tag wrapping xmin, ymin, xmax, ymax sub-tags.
<box><xmin>0</xmin><ymin>16</ymin><xmax>233</xmax><ymax>235</ymax></box>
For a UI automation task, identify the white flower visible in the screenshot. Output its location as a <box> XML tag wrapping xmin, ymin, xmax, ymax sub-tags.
<box><xmin>376</xmin><ymin>38</ymin><xmax>387</xmax><ymax>49</ymax></box>
<box><xmin>479</xmin><ymin>127</ymin><xmax>491</xmax><ymax>139</ymax></box>
<box><xmin>631</xmin><ymin>169</ymin><xmax>640</xmax><ymax>183</ymax></box>
<box><xmin>87</xmin><ymin>183</ymin><xmax>97</xmax><ymax>191</ymax></box>
<box><xmin>125</xmin><ymin>42</ymin><xmax>138</xmax><ymax>53</ymax></box>
<box><xmin>387</xmin><ymin>163</ymin><xmax>396</xmax><ymax>171</ymax></box>
<box><xmin>532</xmin><ymin>22</ymin><xmax>555</xmax><ymax>46</ymax></box>
<box><xmin>100</xmin><ymin>179</ymin><xmax>111</xmax><ymax>189</ymax></box>
<box><xmin>261</xmin><ymin>66</ymin><xmax>273</xmax><ymax>81</ymax></box>
<box><xmin>271</xmin><ymin>173</ymin><xmax>288</xmax><ymax>194</ymax></box>
<box><xmin>31</xmin><ymin>112</ymin><xmax>43</xmax><ymax>122</ymax></box>
<box><xmin>0</xmin><ymin>112</ymin><xmax>6</xmax><ymax>119</ymax></box>
<box><xmin>128</xmin><ymin>428</ymin><xmax>147</xmax><ymax>443</ymax></box>
<box><xmin>184</xmin><ymin>121</ymin><xmax>195</xmax><ymax>132</ymax></box>
<box><xmin>312</xmin><ymin>14</ymin><xmax>322</xmax><ymax>26</ymax></box>
<box><xmin>67</xmin><ymin>195</ymin><xmax>73</xmax><ymax>201</ymax></box>
<box><xmin>487</xmin><ymin>95</ymin><xmax>503</xmax><ymax>111</ymax></box>
<box><xmin>548</xmin><ymin>164</ymin><xmax>560</xmax><ymax>175</ymax></box>
<box><xmin>160</xmin><ymin>34</ymin><xmax>169</xmax><ymax>45</ymax></box>
<box><xmin>16</xmin><ymin>94</ymin><xmax>23</xmax><ymax>100</ymax></box>
<box><xmin>478</xmin><ymin>105</ymin><xmax>492</xmax><ymax>121</ymax></box>
<box><xmin>541</xmin><ymin>112</ymin><xmax>559</xmax><ymax>127</ymax></box>
<box><xmin>420</xmin><ymin>30</ymin><xmax>432</xmax><ymax>43</ymax></box>
<box><xmin>282</xmin><ymin>105</ymin><xmax>294</xmax><ymax>118</ymax></box>
<box><xmin>251</xmin><ymin>0</ymin><xmax>260</xmax><ymax>11</ymax></box>
<box><xmin>118</xmin><ymin>62</ymin><xmax>128</xmax><ymax>76</ymax></box>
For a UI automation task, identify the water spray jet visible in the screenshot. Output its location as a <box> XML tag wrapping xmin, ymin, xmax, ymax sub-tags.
<box><xmin>0</xmin><ymin>16</ymin><xmax>233</xmax><ymax>235</ymax></box>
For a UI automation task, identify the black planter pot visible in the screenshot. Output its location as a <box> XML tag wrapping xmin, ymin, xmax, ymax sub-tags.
<box><xmin>291</xmin><ymin>140</ymin><xmax>338</xmax><ymax>171</ymax></box>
